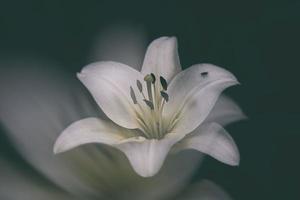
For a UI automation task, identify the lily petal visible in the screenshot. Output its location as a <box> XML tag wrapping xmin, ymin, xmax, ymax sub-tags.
<box><xmin>78</xmin><ymin>61</ymin><xmax>145</xmax><ymax>129</ymax></box>
<box><xmin>54</xmin><ymin>117</ymin><xmax>183</xmax><ymax>177</ymax></box>
<box><xmin>204</xmin><ymin>95</ymin><xmax>246</xmax><ymax>126</ymax></box>
<box><xmin>164</xmin><ymin>64</ymin><xmax>239</xmax><ymax>135</ymax></box>
<box><xmin>173</xmin><ymin>123</ymin><xmax>240</xmax><ymax>166</ymax></box>
<box><xmin>141</xmin><ymin>37</ymin><xmax>181</xmax><ymax>81</ymax></box>
<box><xmin>116</xmin><ymin>133</ymin><xmax>184</xmax><ymax>177</ymax></box>
<box><xmin>54</xmin><ymin>117</ymin><xmax>137</xmax><ymax>154</ymax></box>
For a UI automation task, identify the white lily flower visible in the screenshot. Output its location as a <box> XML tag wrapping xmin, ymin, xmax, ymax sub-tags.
<box><xmin>0</xmin><ymin>27</ymin><xmax>243</xmax><ymax>199</ymax></box>
<box><xmin>0</xmin><ymin>59</ymin><xmax>203</xmax><ymax>199</ymax></box>
<box><xmin>54</xmin><ymin>36</ymin><xmax>242</xmax><ymax>177</ymax></box>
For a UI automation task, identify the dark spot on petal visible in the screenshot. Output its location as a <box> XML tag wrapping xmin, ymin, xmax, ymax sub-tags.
<box><xmin>201</xmin><ymin>72</ymin><xmax>208</xmax><ymax>77</ymax></box>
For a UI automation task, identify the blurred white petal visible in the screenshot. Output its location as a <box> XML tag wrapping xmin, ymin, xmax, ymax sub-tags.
<box><xmin>0</xmin><ymin>160</ymin><xmax>75</xmax><ymax>200</ymax></box>
<box><xmin>173</xmin><ymin>123</ymin><xmax>240</xmax><ymax>166</ymax></box>
<box><xmin>0</xmin><ymin>59</ymin><xmax>102</xmax><ymax>196</ymax></box>
<box><xmin>177</xmin><ymin>180</ymin><xmax>232</xmax><ymax>200</ymax></box>
<box><xmin>205</xmin><ymin>95</ymin><xmax>246</xmax><ymax>126</ymax></box>
<box><xmin>89</xmin><ymin>23</ymin><xmax>147</xmax><ymax>70</ymax></box>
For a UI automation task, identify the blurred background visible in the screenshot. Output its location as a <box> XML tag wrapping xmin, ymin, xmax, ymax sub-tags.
<box><xmin>0</xmin><ymin>0</ymin><xmax>299</xmax><ymax>199</ymax></box>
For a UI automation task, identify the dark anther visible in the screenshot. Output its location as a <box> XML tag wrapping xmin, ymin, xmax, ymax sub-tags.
<box><xmin>160</xmin><ymin>91</ymin><xmax>169</xmax><ymax>102</ymax></box>
<box><xmin>136</xmin><ymin>80</ymin><xmax>143</xmax><ymax>92</ymax></box>
<box><xmin>201</xmin><ymin>72</ymin><xmax>208</xmax><ymax>77</ymax></box>
<box><xmin>150</xmin><ymin>73</ymin><xmax>156</xmax><ymax>84</ymax></box>
<box><xmin>160</xmin><ymin>76</ymin><xmax>168</xmax><ymax>90</ymax></box>
<box><xmin>130</xmin><ymin>86</ymin><xmax>137</xmax><ymax>104</ymax></box>
<box><xmin>143</xmin><ymin>99</ymin><xmax>154</xmax><ymax>110</ymax></box>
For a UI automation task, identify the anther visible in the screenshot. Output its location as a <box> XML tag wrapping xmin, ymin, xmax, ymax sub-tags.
<box><xmin>150</xmin><ymin>73</ymin><xmax>156</xmax><ymax>84</ymax></box>
<box><xmin>130</xmin><ymin>86</ymin><xmax>137</xmax><ymax>104</ymax></box>
<box><xmin>144</xmin><ymin>74</ymin><xmax>154</xmax><ymax>83</ymax></box>
<box><xmin>144</xmin><ymin>74</ymin><xmax>154</xmax><ymax>102</ymax></box>
<box><xmin>160</xmin><ymin>76</ymin><xmax>168</xmax><ymax>90</ymax></box>
<box><xmin>160</xmin><ymin>91</ymin><xmax>169</xmax><ymax>102</ymax></box>
<box><xmin>143</xmin><ymin>99</ymin><xmax>154</xmax><ymax>110</ymax></box>
<box><xmin>136</xmin><ymin>80</ymin><xmax>143</xmax><ymax>92</ymax></box>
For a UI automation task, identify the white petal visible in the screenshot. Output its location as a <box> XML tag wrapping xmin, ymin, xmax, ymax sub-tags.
<box><xmin>204</xmin><ymin>95</ymin><xmax>246</xmax><ymax>126</ymax></box>
<box><xmin>164</xmin><ymin>64</ymin><xmax>239</xmax><ymax>135</ymax></box>
<box><xmin>78</xmin><ymin>61</ymin><xmax>145</xmax><ymax>129</ymax></box>
<box><xmin>141</xmin><ymin>37</ymin><xmax>181</xmax><ymax>81</ymax></box>
<box><xmin>54</xmin><ymin>117</ymin><xmax>136</xmax><ymax>154</ymax></box>
<box><xmin>115</xmin><ymin>133</ymin><xmax>184</xmax><ymax>177</ymax></box>
<box><xmin>173</xmin><ymin>123</ymin><xmax>240</xmax><ymax>166</ymax></box>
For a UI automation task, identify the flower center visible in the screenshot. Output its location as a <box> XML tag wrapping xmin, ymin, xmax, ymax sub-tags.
<box><xmin>129</xmin><ymin>73</ymin><xmax>171</xmax><ymax>139</ymax></box>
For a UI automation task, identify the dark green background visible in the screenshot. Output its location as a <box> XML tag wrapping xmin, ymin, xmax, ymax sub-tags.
<box><xmin>1</xmin><ymin>0</ymin><xmax>299</xmax><ymax>199</ymax></box>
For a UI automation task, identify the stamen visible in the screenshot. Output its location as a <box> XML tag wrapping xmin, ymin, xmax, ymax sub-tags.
<box><xmin>143</xmin><ymin>99</ymin><xmax>154</xmax><ymax>110</ymax></box>
<box><xmin>160</xmin><ymin>76</ymin><xmax>168</xmax><ymax>90</ymax></box>
<box><xmin>160</xmin><ymin>91</ymin><xmax>169</xmax><ymax>102</ymax></box>
<box><xmin>130</xmin><ymin>74</ymin><xmax>173</xmax><ymax>139</ymax></box>
<box><xmin>130</xmin><ymin>86</ymin><xmax>137</xmax><ymax>104</ymax></box>
<box><xmin>144</xmin><ymin>74</ymin><xmax>154</xmax><ymax>102</ymax></box>
<box><xmin>147</xmin><ymin>82</ymin><xmax>153</xmax><ymax>102</ymax></box>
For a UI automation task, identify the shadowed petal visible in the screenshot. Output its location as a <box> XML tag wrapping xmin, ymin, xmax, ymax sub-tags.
<box><xmin>141</xmin><ymin>37</ymin><xmax>181</xmax><ymax>81</ymax></box>
<box><xmin>78</xmin><ymin>61</ymin><xmax>145</xmax><ymax>129</ymax></box>
<box><xmin>173</xmin><ymin>123</ymin><xmax>239</xmax><ymax>166</ymax></box>
<box><xmin>164</xmin><ymin>64</ymin><xmax>239</xmax><ymax>135</ymax></box>
<box><xmin>177</xmin><ymin>180</ymin><xmax>232</xmax><ymax>200</ymax></box>
<box><xmin>54</xmin><ymin>117</ymin><xmax>183</xmax><ymax>177</ymax></box>
<box><xmin>54</xmin><ymin>117</ymin><xmax>137</xmax><ymax>154</ymax></box>
<box><xmin>0</xmin><ymin>160</ymin><xmax>75</xmax><ymax>200</ymax></box>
